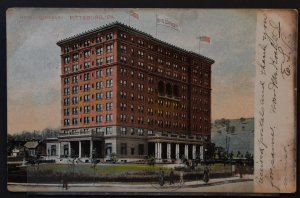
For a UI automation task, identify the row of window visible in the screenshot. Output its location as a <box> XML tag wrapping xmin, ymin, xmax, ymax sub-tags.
<box><xmin>63</xmin><ymin>56</ymin><xmax>114</xmax><ymax>73</ymax></box>
<box><xmin>63</xmin><ymin>68</ymin><xmax>113</xmax><ymax>85</ymax></box>
<box><xmin>63</xmin><ymin>114</ymin><xmax>113</xmax><ymax>126</ymax></box>
<box><xmin>63</xmin><ymin>80</ymin><xmax>113</xmax><ymax>95</ymax></box>
<box><xmin>63</xmin><ymin>33</ymin><xmax>114</xmax><ymax>53</ymax></box>
<box><xmin>63</xmin><ymin>91</ymin><xmax>113</xmax><ymax>105</ymax></box>
<box><xmin>63</xmin><ymin>103</ymin><xmax>113</xmax><ymax>115</ymax></box>
<box><xmin>118</xmin><ymin>32</ymin><xmax>189</xmax><ymax>63</ymax></box>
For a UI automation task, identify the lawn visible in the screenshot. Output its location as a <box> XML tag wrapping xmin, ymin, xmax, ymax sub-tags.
<box><xmin>26</xmin><ymin>163</ymin><xmax>170</xmax><ymax>176</ymax></box>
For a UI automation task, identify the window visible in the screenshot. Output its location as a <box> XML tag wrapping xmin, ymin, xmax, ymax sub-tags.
<box><xmin>84</xmin><ymin>50</ymin><xmax>91</xmax><ymax>58</ymax></box>
<box><xmin>64</xmin><ymin>88</ymin><xmax>70</xmax><ymax>95</ymax></box>
<box><xmin>64</xmin><ymin>47</ymin><xmax>70</xmax><ymax>53</ymax></box>
<box><xmin>73</xmin><ymin>43</ymin><xmax>79</xmax><ymax>50</ymax></box>
<box><xmin>64</xmin><ymin>67</ymin><xmax>70</xmax><ymax>74</ymax></box>
<box><xmin>73</xmin><ymin>53</ymin><xmax>79</xmax><ymax>61</ymax></box>
<box><xmin>84</xmin><ymin>94</ymin><xmax>90</xmax><ymax>102</ymax></box>
<box><xmin>138</xmin><ymin>129</ymin><xmax>144</xmax><ymax>136</ymax></box>
<box><xmin>84</xmin><ymin>40</ymin><xmax>91</xmax><ymax>47</ymax></box>
<box><xmin>96</xmin><ymin>70</ymin><xmax>103</xmax><ymax>77</ymax></box>
<box><xmin>72</xmin><ymin>76</ymin><xmax>78</xmax><ymax>83</ymax></box>
<box><xmin>96</xmin><ymin>115</ymin><xmax>103</xmax><ymax>123</ymax></box>
<box><xmin>64</xmin><ymin>108</ymin><xmax>70</xmax><ymax>116</ymax></box>
<box><xmin>83</xmin><ymin>84</ymin><xmax>91</xmax><ymax>92</ymax></box>
<box><xmin>120</xmin><ymin>56</ymin><xmax>127</xmax><ymax>63</ymax></box>
<box><xmin>106</xmin><ymin>114</ymin><xmax>113</xmax><ymax>122</ymax></box>
<box><xmin>64</xmin><ymin>119</ymin><xmax>70</xmax><ymax>126</ymax></box>
<box><xmin>84</xmin><ymin>62</ymin><xmax>90</xmax><ymax>69</ymax></box>
<box><xmin>120</xmin><ymin>80</ymin><xmax>127</xmax><ymax>87</ymax></box>
<box><xmin>72</xmin><ymin>118</ymin><xmax>78</xmax><ymax>125</ymax></box>
<box><xmin>84</xmin><ymin>116</ymin><xmax>90</xmax><ymax>124</ymax></box>
<box><xmin>131</xmin><ymin>148</ymin><xmax>135</xmax><ymax>155</ymax></box>
<box><xmin>120</xmin><ymin>143</ymin><xmax>127</xmax><ymax>155</ymax></box>
<box><xmin>96</xmin><ymin>104</ymin><xmax>103</xmax><ymax>112</ymax></box>
<box><xmin>106</xmin><ymin>68</ymin><xmax>113</xmax><ymax>76</ymax></box>
<box><xmin>84</xmin><ymin>106</ymin><xmax>90</xmax><ymax>113</ymax></box>
<box><xmin>120</xmin><ymin>91</ymin><xmax>127</xmax><ymax>99</ymax></box>
<box><xmin>158</xmin><ymin>81</ymin><xmax>164</xmax><ymax>95</ymax></box>
<box><xmin>106</xmin><ymin>44</ymin><xmax>114</xmax><ymax>53</ymax></box>
<box><xmin>96</xmin><ymin>92</ymin><xmax>103</xmax><ymax>100</ymax></box>
<box><xmin>72</xmin><ymin>96</ymin><xmax>79</xmax><ymax>104</ymax></box>
<box><xmin>96</xmin><ymin>81</ymin><xmax>103</xmax><ymax>89</ymax></box>
<box><xmin>64</xmin><ymin>98</ymin><xmax>70</xmax><ymax>106</ymax></box>
<box><xmin>106</xmin><ymin>79</ymin><xmax>113</xmax><ymax>87</ymax></box>
<box><xmin>72</xmin><ymin>86</ymin><xmax>79</xmax><ymax>94</ymax></box>
<box><xmin>106</xmin><ymin>33</ymin><xmax>113</xmax><ymax>40</ymax></box>
<box><xmin>72</xmin><ymin>107</ymin><xmax>78</xmax><ymax>115</ymax></box>
<box><xmin>96</xmin><ymin>36</ymin><xmax>103</xmax><ymax>43</ymax></box>
<box><xmin>120</xmin><ymin>33</ymin><xmax>127</xmax><ymax>39</ymax></box>
<box><xmin>120</xmin><ymin>114</ymin><xmax>127</xmax><ymax>121</ymax></box>
<box><xmin>96</xmin><ymin>58</ymin><xmax>103</xmax><ymax>66</ymax></box>
<box><xmin>120</xmin><ymin>44</ymin><xmax>127</xmax><ymax>52</ymax></box>
<box><xmin>84</xmin><ymin>73</ymin><xmax>90</xmax><ymax>81</ymax></box>
<box><xmin>73</xmin><ymin>64</ymin><xmax>79</xmax><ymax>72</ymax></box>
<box><xmin>121</xmin><ymin>127</ymin><xmax>127</xmax><ymax>135</ymax></box>
<box><xmin>166</xmin><ymin>83</ymin><xmax>172</xmax><ymax>96</ymax></box>
<box><xmin>106</xmin><ymin>56</ymin><xmax>114</xmax><ymax>64</ymax></box>
<box><xmin>96</xmin><ymin>47</ymin><xmax>103</xmax><ymax>55</ymax></box>
<box><xmin>106</xmin><ymin>102</ymin><xmax>113</xmax><ymax>110</ymax></box>
<box><xmin>106</xmin><ymin>91</ymin><xmax>113</xmax><ymax>99</ymax></box>
<box><xmin>64</xmin><ymin>56</ymin><xmax>70</xmax><ymax>64</ymax></box>
<box><xmin>64</xmin><ymin>77</ymin><xmax>70</xmax><ymax>85</ymax></box>
<box><xmin>138</xmin><ymin>144</ymin><xmax>144</xmax><ymax>155</ymax></box>
<box><xmin>106</xmin><ymin>127</ymin><xmax>112</xmax><ymax>135</ymax></box>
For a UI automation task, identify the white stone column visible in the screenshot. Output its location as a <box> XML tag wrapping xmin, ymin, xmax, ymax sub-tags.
<box><xmin>200</xmin><ymin>145</ymin><xmax>204</xmax><ymax>160</ymax></box>
<box><xmin>155</xmin><ymin>142</ymin><xmax>158</xmax><ymax>158</ymax></box>
<box><xmin>68</xmin><ymin>142</ymin><xmax>71</xmax><ymax>157</ymax></box>
<box><xmin>192</xmin><ymin>145</ymin><xmax>196</xmax><ymax>159</ymax></box>
<box><xmin>185</xmin><ymin>145</ymin><xmax>189</xmax><ymax>159</ymax></box>
<box><xmin>58</xmin><ymin>142</ymin><xmax>61</xmax><ymax>158</ymax></box>
<box><xmin>158</xmin><ymin>142</ymin><xmax>162</xmax><ymax>159</ymax></box>
<box><xmin>167</xmin><ymin>143</ymin><xmax>171</xmax><ymax>160</ymax></box>
<box><xmin>175</xmin><ymin>144</ymin><xmax>179</xmax><ymax>159</ymax></box>
<box><xmin>79</xmin><ymin>141</ymin><xmax>82</xmax><ymax>158</ymax></box>
<box><xmin>90</xmin><ymin>140</ymin><xmax>93</xmax><ymax>158</ymax></box>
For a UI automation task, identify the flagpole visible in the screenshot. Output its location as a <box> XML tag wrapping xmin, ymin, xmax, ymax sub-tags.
<box><xmin>199</xmin><ymin>37</ymin><xmax>201</xmax><ymax>54</ymax></box>
<box><xmin>128</xmin><ymin>12</ymin><xmax>131</xmax><ymax>26</ymax></box>
<box><xmin>155</xmin><ymin>14</ymin><xmax>158</xmax><ymax>38</ymax></box>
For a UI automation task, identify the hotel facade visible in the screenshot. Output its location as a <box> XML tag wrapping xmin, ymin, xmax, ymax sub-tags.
<box><xmin>52</xmin><ymin>22</ymin><xmax>214</xmax><ymax>162</ymax></box>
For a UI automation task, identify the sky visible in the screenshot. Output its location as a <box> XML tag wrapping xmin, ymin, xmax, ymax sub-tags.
<box><xmin>7</xmin><ymin>8</ymin><xmax>256</xmax><ymax>134</ymax></box>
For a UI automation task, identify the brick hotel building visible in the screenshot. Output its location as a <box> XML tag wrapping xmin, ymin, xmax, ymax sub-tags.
<box><xmin>53</xmin><ymin>22</ymin><xmax>214</xmax><ymax>162</ymax></box>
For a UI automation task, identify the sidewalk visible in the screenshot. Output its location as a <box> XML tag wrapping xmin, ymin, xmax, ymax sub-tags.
<box><xmin>8</xmin><ymin>174</ymin><xmax>253</xmax><ymax>190</ymax></box>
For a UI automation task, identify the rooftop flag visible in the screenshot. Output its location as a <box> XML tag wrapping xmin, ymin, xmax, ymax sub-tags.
<box><xmin>129</xmin><ymin>10</ymin><xmax>140</xmax><ymax>20</ymax></box>
<box><xmin>156</xmin><ymin>14</ymin><xmax>181</xmax><ymax>32</ymax></box>
<box><xmin>199</xmin><ymin>36</ymin><xmax>211</xmax><ymax>43</ymax></box>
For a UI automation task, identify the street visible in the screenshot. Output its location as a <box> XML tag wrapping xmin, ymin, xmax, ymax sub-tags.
<box><xmin>8</xmin><ymin>175</ymin><xmax>254</xmax><ymax>193</ymax></box>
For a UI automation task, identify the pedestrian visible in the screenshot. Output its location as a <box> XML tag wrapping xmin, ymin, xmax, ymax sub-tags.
<box><xmin>203</xmin><ymin>166</ymin><xmax>209</xmax><ymax>183</ymax></box>
<box><xmin>169</xmin><ymin>169</ymin><xmax>174</xmax><ymax>185</ymax></box>
<box><xmin>179</xmin><ymin>170</ymin><xmax>184</xmax><ymax>185</ymax></box>
<box><xmin>159</xmin><ymin>170</ymin><xmax>165</xmax><ymax>186</ymax></box>
<box><xmin>63</xmin><ymin>173</ymin><xmax>69</xmax><ymax>190</ymax></box>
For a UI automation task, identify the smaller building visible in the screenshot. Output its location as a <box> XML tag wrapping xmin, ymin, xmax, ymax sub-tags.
<box><xmin>46</xmin><ymin>138</ymin><xmax>60</xmax><ymax>159</ymax></box>
<box><xmin>24</xmin><ymin>140</ymin><xmax>46</xmax><ymax>157</ymax></box>
<box><xmin>11</xmin><ymin>146</ymin><xmax>25</xmax><ymax>157</ymax></box>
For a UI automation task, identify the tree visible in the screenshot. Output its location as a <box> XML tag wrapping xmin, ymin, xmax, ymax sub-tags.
<box><xmin>111</xmin><ymin>152</ymin><xmax>117</xmax><ymax>163</ymax></box>
<box><xmin>91</xmin><ymin>148</ymin><xmax>99</xmax><ymax>185</ymax></box>
<box><xmin>147</xmin><ymin>155</ymin><xmax>156</xmax><ymax>166</ymax></box>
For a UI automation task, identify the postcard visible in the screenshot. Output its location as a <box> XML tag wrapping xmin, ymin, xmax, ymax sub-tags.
<box><xmin>6</xmin><ymin>8</ymin><xmax>297</xmax><ymax>194</ymax></box>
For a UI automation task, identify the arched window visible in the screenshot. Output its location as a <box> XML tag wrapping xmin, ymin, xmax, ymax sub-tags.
<box><xmin>173</xmin><ymin>85</ymin><xmax>179</xmax><ymax>97</ymax></box>
<box><xmin>158</xmin><ymin>81</ymin><xmax>165</xmax><ymax>95</ymax></box>
<box><xmin>166</xmin><ymin>83</ymin><xmax>172</xmax><ymax>96</ymax></box>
